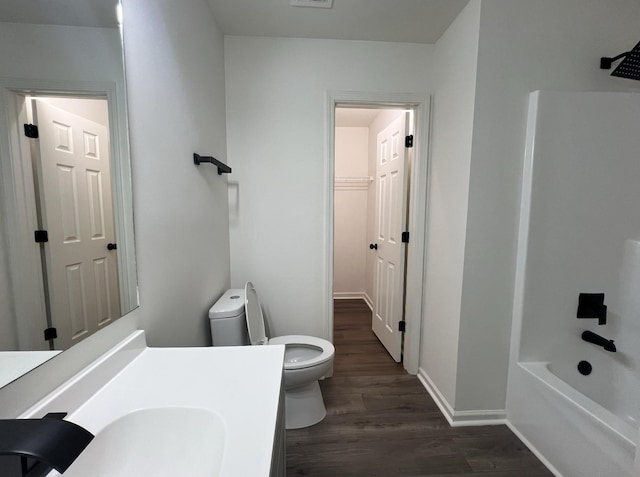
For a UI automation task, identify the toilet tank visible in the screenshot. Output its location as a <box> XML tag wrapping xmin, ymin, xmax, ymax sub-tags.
<box><xmin>209</xmin><ymin>289</ymin><xmax>249</xmax><ymax>346</ymax></box>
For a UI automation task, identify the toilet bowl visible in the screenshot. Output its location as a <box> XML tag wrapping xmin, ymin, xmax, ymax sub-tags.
<box><xmin>209</xmin><ymin>283</ymin><xmax>334</xmax><ymax>429</ymax></box>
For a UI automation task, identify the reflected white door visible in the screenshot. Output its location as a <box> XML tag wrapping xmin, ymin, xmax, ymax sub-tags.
<box><xmin>32</xmin><ymin>99</ymin><xmax>120</xmax><ymax>349</ymax></box>
<box><xmin>372</xmin><ymin>113</ymin><xmax>409</xmax><ymax>362</ymax></box>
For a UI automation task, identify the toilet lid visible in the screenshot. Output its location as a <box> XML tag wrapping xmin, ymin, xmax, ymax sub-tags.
<box><xmin>244</xmin><ymin>282</ymin><xmax>267</xmax><ymax>345</ymax></box>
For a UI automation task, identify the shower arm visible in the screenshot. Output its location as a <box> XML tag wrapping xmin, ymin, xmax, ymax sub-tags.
<box><xmin>600</xmin><ymin>51</ymin><xmax>630</xmax><ymax>69</ymax></box>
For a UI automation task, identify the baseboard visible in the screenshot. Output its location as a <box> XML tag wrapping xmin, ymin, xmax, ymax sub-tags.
<box><xmin>333</xmin><ymin>292</ymin><xmax>373</xmax><ymax>311</ymax></box>
<box><xmin>417</xmin><ymin>367</ymin><xmax>507</xmax><ymax>427</ymax></box>
<box><xmin>505</xmin><ymin>421</ymin><xmax>563</xmax><ymax>477</ymax></box>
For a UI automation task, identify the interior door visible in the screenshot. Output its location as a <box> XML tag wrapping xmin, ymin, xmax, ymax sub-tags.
<box><xmin>371</xmin><ymin>113</ymin><xmax>409</xmax><ymax>362</ymax></box>
<box><xmin>32</xmin><ymin>99</ymin><xmax>120</xmax><ymax>349</ymax></box>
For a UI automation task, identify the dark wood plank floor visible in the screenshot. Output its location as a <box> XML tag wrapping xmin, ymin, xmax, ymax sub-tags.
<box><xmin>286</xmin><ymin>299</ymin><xmax>553</xmax><ymax>477</ymax></box>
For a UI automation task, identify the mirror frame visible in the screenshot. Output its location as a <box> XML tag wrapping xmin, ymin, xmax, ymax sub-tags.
<box><xmin>0</xmin><ymin>77</ymin><xmax>137</xmax><ymax>351</ymax></box>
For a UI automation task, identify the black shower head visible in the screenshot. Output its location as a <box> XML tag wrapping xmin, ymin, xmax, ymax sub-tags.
<box><xmin>601</xmin><ymin>41</ymin><xmax>640</xmax><ymax>81</ymax></box>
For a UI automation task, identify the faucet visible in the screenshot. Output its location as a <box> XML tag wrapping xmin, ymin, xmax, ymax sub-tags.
<box><xmin>0</xmin><ymin>413</ymin><xmax>93</xmax><ymax>476</ymax></box>
<box><xmin>581</xmin><ymin>330</ymin><xmax>616</xmax><ymax>352</ymax></box>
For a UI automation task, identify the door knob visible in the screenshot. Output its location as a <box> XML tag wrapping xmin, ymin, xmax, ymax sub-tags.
<box><xmin>369</xmin><ymin>243</ymin><xmax>378</xmax><ymax>250</ymax></box>
<box><xmin>107</xmin><ymin>243</ymin><xmax>117</xmax><ymax>251</ymax></box>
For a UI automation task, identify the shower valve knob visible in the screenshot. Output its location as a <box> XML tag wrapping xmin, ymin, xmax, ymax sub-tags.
<box><xmin>369</xmin><ymin>243</ymin><xmax>378</xmax><ymax>250</ymax></box>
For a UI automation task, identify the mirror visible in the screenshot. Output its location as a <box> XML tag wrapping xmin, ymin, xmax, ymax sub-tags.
<box><xmin>0</xmin><ymin>0</ymin><xmax>137</xmax><ymax>386</ymax></box>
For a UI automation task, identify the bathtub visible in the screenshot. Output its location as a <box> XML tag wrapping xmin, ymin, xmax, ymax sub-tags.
<box><xmin>507</xmin><ymin>361</ymin><xmax>637</xmax><ymax>477</ymax></box>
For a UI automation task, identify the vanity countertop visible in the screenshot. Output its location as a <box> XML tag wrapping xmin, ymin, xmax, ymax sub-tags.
<box><xmin>19</xmin><ymin>331</ymin><xmax>285</xmax><ymax>477</ymax></box>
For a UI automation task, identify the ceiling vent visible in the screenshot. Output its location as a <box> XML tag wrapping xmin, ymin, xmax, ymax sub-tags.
<box><xmin>290</xmin><ymin>0</ymin><xmax>333</xmax><ymax>8</ymax></box>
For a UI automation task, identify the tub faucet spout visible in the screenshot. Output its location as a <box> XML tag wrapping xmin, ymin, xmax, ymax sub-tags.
<box><xmin>581</xmin><ymin>330</ymin><xmax>616</xmax><ymax>352</ymax></box>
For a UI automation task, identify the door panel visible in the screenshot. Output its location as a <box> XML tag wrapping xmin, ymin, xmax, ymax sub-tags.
<box><xmin>372</xmin><ymin>113</ymin><xmax>409</xmax><ymax>362</ymax></box>
<box><xmin>33</xmin><ymin>99</ymin><xmax>120</xmax><ymax>349</ymax></box>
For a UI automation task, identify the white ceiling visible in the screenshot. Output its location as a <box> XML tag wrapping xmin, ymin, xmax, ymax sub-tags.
<box><xmin>208</xmin><ymin>0</ymin><xmax>470</xmax><ymax>44</ymax></box>
<box><xmin>0</xmin><ymin>0</ymin><xmax>119</xmax><ymax>28</ymax></box>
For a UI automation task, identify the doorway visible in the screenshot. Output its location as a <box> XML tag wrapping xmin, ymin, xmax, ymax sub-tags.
<box><xmin>333</xmin><ymin>106</ymin><xmax>413</xmax><ymax>363</ymax></box>
<box><xmin>325</xmin><ymin>92</ymin><xmax>430</xmax><ymax>375</ymax></box>
<box><xmin>6</xmin><ymin>92</ymin><xmax>121</xmax><ymax>350</ymax></box>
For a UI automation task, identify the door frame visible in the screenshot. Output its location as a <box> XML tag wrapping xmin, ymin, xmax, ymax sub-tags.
<box><xmin>0</xmin><ymin>77</ymin><xmax>136</xmax><ymax>350</ymax></box>
<box><xmin>324</xmin><ymin>91</ymin><xmax>431</xmax><ymax>375</ymax></box>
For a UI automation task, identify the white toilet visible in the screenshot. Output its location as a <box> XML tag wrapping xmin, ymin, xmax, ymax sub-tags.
<box><xmin>209</xmin><ymin>282</ymin><xmax>335</xmax><ymax>429</ymax></box>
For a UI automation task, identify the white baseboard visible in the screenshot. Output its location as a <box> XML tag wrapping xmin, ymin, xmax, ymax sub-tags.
<box><xmin>333</xmin><ymin>292</ymin><xmax>373</xmax><ymax>311</ymax></box>
<box><xmin>505</xmin><ymin>421</ymin><xmax>563</xmax><ymax>477</ymax></box>
<box><xmin>417</xmin><ymin>367</ymin><xmax>506</xmax><ymax>427</ymax></box>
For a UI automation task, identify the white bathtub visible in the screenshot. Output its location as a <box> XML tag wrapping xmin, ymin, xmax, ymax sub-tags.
<box><xmin>507</xmin><ymin>361</ymin><xmax>637</xmax><ymax>477</ymax></box>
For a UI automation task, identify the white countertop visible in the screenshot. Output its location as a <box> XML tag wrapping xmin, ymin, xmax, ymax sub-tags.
<box><xmin>20</xmin><ymin>331</ymin><xmax>285</xmax><ymax>477</ymax></box>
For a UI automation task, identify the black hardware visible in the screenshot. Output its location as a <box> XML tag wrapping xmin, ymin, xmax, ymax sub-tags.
<box><xmin>193</xmin><ymin>153</ymin><xmax>232</xmax><ymax>175</ymax></box>
<box><xmin>581</xmin><ymin>330</ymin><xmax>616</xmax><ymax>352</ymax></box>
<box><xmin>43</xmin><ymin>328</ymin><xmax>57</xmax><ymax>341</ymax></box>
<box><xmin>0</xmin><ymin>415</ymin><xmax>93</xmax><ymax>477</ymax></box>
<box><xmin>107</xmin><ymin>243</ymin><xmax>117</xmax><ymax>251</ymax></box>
<box><xmin>405</xmin><ymin>135</ymin><xmax>414</xmax><ymax>148</ymax></box>
<box><xmin>577</xmin><ymin>293</ymin><xmax>607</xmax><ymax>325</ymax></box>
<box><xmin>401</xmin><ymin>231</ymin><xmax>410</xmax><ymax>243</ymax></box>
<box><xmin>577</xmin><ymin>361</ymin><xmax>592</xmax><ymax>376</ymax></box>
<box><xmin>369</xmin><ymin>243</ymin><xmax>378</xmax><ymax>250</ymax></box>
<box><xmin>34</xmin><ymin>230</ymin><xmax>48</xmax><ymax>243</ymax></box>
<box><xmin>398</xmin><ymin>321</ymin><xmax>406</xmax><ymax>332</ymax></box>
<box><xmin>23</xmin><ymin>124</ymin><xmax>39</xmax><ymax>139</ymax></box>
<box><xmin>600</xmin><ymin>41</ymin><xmax>640</xmax><ymax>81</ymax></box>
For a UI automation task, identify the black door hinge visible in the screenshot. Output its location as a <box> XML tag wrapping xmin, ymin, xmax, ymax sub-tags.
<box><xmin>398</xmin><ymin>321</ymin><xmax>406</xmax><ymax>332</ymax></box>
<box><xmin>34</xmin><ymin>230</ymin><xmax>48</xmax><ymax>243</ymax></box>
<box><xmin>401</xmin><ymin>231</ymin><xmax>410</xmax><ymax>243</ymax></box>
<box><xmin>44</xmin><ymin>327</ymin><xmax>57</xmax><ymax>341</ymax></box>
<box><xmin>405</xmin><ymin>135</ymin><xmax>414</xmax><ymax>148</ymax></box>
<box><xmin>24</xmin><ymin>124</ymin><xmax>39</xmax><ymax>139</ymax></box>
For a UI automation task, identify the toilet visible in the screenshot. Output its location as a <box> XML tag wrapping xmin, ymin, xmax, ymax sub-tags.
<box><xmin>209</xmin><ymin>282</ymin><xmax>335</xmax><ymax>429</ymax></box>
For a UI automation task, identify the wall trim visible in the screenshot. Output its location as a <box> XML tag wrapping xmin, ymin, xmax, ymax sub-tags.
<box><xmin>417</xmin><ymin>367</ymin><xmax>506</xmax><ymax>427</ymax></box>
<box><xmin>333</xmin><ymin>292</ymin><xmax>373</xmax><ymax>311</ymax></box>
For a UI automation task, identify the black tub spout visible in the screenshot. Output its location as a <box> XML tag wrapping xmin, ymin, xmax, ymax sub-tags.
<box><xmin>581</xmin><ymin>330</ymin><xmax>616</xmax><ymax>352</ymax></box>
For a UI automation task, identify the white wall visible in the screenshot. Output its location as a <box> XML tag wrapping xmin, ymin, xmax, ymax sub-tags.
<box><xmin>459</xmin><ymin>0</ymin><xmax>640</xmax><ymax>413</ymax></box>
<box><xmin>225</xmin><ymin>36</ymin><xmax>432</xmax><ymax>338</ymax></box>
<box><xmin>0</xmin><ymin>0</ymin><xmax>229</xmax><ymax>421</ymax></box>
<box><xmin>123</xmin><ymin>0</ymin><xmax>229</xmax><ymax>347</ymax></box>
<box><xmin>419</xmin><ymin>0</ymin><xmax>480</xmax><ymax>408</ymax></box>
<box><xmin>333</xmin><ymin>127</ymin><xmax>368</xmax><ymax>297</ymax></box>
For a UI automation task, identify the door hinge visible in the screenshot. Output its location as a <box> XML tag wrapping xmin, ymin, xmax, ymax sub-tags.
<box><xmin>405</xmin><ymin>135</ymin><xmax>414</xmax><ymax>148</ymax></box>
<box><xmin>44</xmin><ymin>327</ymin><xmax>57</xmax><ymax>341</ymax></box>
<box><xmin>24</xmin><ymin>123</ymin><xmax>39</xmax><ymax>139</ymax></box>
<box><xmin>34</xmin><ymin>230</ymin><xmax>49</xmax><ymax>243</ymax></box>
<box><xmin>398</xmin><ymin>321</ymin><xmax>406</xmax><ymax>333</ymax></box>
<box><xmin>401</xmin><ymin>231</ymin><xmax>410</xmax><ymax>243</ymax></box>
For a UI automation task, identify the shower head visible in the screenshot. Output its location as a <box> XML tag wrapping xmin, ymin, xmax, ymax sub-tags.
<box><xmin>600</xmin><ymin>41</ymin><xmax>640</xmax><ymax>81</ymax></box>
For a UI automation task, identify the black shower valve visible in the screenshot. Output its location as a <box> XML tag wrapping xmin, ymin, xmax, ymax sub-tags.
<box><xmin>577</xmin><ymin>293</ymin><xmax>607</xmax><ymax>326</ymax></box>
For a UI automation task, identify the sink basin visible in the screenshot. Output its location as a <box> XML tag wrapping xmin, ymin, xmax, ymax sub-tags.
<box><xmin>62</xmin><ymin>407</ymin><xmax>225</xmax><ymax>477</ymax></box>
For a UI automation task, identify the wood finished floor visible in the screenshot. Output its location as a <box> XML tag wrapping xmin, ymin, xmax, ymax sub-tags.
<box><xmin>286</xmin><ymin>299</ymin><xmax>553</xmax><ymax>477</ymax></box>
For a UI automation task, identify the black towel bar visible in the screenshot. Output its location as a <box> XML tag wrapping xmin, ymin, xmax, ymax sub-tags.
<box><xmin>193</xmin><ymin>153</ymin><xmax>232</xmax><ymax>175</ymax></box>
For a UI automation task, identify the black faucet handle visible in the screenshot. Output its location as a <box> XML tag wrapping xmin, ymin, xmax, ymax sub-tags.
<box><xmin>577</xmin><ymin>293</ymin><xmax>607</xmax><ymax>325</ymax></box>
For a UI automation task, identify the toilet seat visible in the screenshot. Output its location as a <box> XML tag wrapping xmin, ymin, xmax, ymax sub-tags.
<box><xmin>244</xmin><ymin>282</ymin><xmax>334</xmax><ymax>370</ymax></box>
<box><xmin>268</xmin><ymin>335</ymin><xmax>334</xmax><ymax>370</ymax></box>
